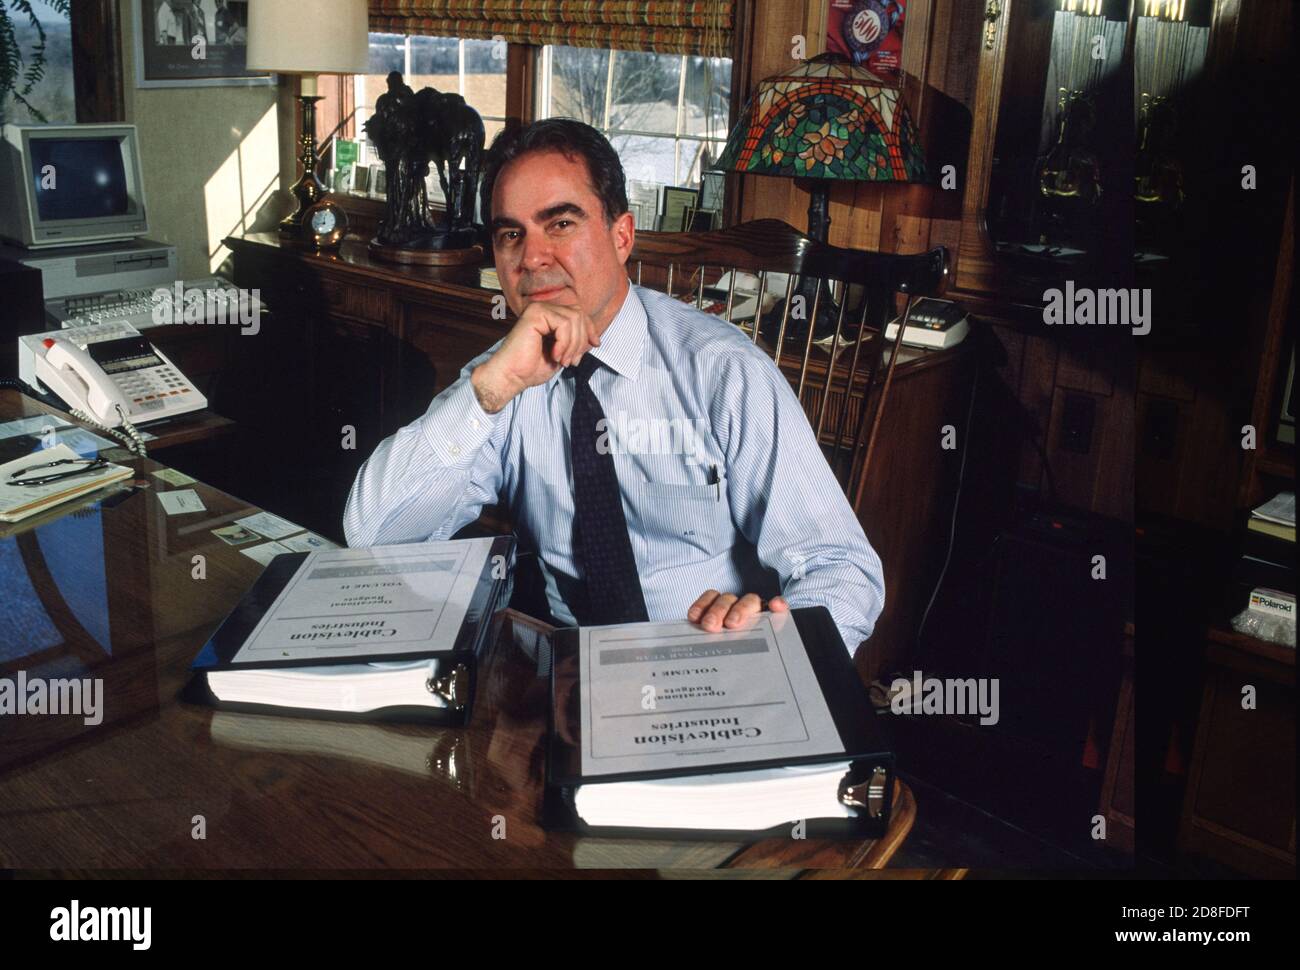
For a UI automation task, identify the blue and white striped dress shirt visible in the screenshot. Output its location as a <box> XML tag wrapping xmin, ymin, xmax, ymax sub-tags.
<box><xmin>343</xmin><ymin>284</ymin><xmax>885</xmax><ymax>653</ymax></box>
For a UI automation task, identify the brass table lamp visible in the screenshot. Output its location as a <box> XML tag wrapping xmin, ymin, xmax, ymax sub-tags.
<box><xmin>246</xmin><ymin>0</ymin><xmax>370</xmax><ymax>236</ymax></box>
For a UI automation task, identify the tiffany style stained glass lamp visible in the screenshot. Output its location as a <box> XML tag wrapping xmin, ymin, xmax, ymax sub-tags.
<box><xmin>715</xmin><ymin>54</ymin><xmax>927</xmax><ymax>243</ymax></box>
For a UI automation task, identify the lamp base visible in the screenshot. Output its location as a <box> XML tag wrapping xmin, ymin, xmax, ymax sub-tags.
<box><xmin>281</xmin><ymin>93</ymin><xmax>325</xmax><ymax>237</ymax></box>
<box><xmin>279</xmin><ymin>170</ymin><xmax>327</xmax><ymax>236</ymax></box>
<box><xmin>806</xmin><ymin>181</ymin><xmax>831</xmax><ymax>244</ymax></box>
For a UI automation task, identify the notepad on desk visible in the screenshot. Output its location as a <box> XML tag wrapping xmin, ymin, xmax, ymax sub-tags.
<box><xmin>185</xmin><ymin>536</ymin><xmax>515</xmax><ymax>724</ymax></box>
<box><xmin>545</xmin><ymin>607</ymin><xmax>894</xmax><ymax>837</ymax></box>
<box><xmin>0</xmin><ymin>444</ymin><xmax>133</xmax><ymax>523</ymax></box>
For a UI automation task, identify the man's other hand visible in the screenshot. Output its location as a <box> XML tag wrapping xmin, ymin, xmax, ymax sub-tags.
<box><xmin>688</xmin><ymin>590</ymin><xmax>789</xmax><ymax>632</ymax></box>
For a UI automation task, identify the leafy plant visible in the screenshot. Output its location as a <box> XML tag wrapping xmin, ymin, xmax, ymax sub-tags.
<box><xmin>1</xmin><ymin>0</ymin><xmax>71</xmax><ymax>124</ymax></box>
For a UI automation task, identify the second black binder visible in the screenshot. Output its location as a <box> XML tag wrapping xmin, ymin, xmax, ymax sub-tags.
<box><xmin>544</xmin><ymin>606</ymin><xmax>894</xmax><ymax>839</ymax></box>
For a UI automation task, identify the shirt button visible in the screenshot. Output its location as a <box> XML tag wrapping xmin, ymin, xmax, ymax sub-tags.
<box><xmin>448</xmin><ymin>443</ymin><xmax>462</xmax><ymax>457</ymax></box>
<box><xmin>470</xmin><ymin>418</ymin><xmax>480</xmax><ymax>430</ymax></box>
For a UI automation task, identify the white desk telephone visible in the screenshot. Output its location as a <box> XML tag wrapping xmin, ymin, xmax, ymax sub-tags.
<box><xmin>17</xmin><ymin>324</ymin><xmax>207</xmax><ymax>430</ymax></box>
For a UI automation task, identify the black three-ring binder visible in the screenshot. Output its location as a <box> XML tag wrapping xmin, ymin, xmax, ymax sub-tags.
<box><xmin>544</xmin><ymin>606</ymin><xmax>896</xmax><ymax>839</ymax></box>
<box><xmin>183</xmin><ymin>536</ymin><xmax>515</xmax><ymax>725</ymax></box>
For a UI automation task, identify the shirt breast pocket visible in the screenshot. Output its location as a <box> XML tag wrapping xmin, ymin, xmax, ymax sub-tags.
<box><xmin>636</xmin><ymin>477</ymin><xmax>735</xmax><ymax>568</ymax></box>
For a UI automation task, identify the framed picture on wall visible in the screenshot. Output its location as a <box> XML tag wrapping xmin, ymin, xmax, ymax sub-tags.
<box><xmin>135</xmin><ymin>0</ymin><xmax>274</xmax><ymax>88</ymax></box>
<box><xmin>810</xmin><ymin>0</ymin><xmax>907</xmax><ymax>79</ymax></box>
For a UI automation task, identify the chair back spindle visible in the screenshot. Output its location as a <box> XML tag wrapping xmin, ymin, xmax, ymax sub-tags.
<box><xmin>627</xmin><ymin>219</ymin><xmax>948</xmax><ymax>493</ymax></box>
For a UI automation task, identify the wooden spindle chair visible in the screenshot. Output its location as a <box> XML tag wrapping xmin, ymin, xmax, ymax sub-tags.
<box><xmin>628</xmin><ymin>219</ymin><xmax>948</xmax><ymax>507</ymax></box>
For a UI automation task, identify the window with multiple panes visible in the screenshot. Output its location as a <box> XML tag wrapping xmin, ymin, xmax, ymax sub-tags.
<box><xmin>344</xmin><ymin>32</ymin><xmax>732</xmax><ymax>225</ymax></box>
<box><xmin>1</xmin><ymin>0</ymin><xmax>75</xmax><ymax>124</ymax></box>
<box><xmin>352</xmin><ymin>33</ymin><xmax>509</xmax><ymax>205</ymax></box>
<box><xmin>536</xmin><ymin>46</ymin><xmax>731</xmax><ymax>228</ymax></box>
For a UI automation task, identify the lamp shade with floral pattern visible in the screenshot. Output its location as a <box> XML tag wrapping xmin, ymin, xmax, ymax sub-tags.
<box><xmin>715</xmin><ymin>56</ymin><xmax>926</xmax><ymax>183</ymax></box>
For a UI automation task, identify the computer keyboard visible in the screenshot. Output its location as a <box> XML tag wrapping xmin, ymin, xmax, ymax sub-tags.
<box><xmin>47</xmin><ymin>277</ymin><xmax>263</xmax><ymax>330</ymax></box>
<box><xmin>59</xmin><ymin>321</ymin><xmax>142</xmax><ymax>348</ymax></box>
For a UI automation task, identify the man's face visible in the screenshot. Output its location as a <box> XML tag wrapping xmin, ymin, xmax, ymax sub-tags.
<box><xmin>490</xmin><ymin>149</ymin><xmax>634</xmax><ymax>330</ymax></box>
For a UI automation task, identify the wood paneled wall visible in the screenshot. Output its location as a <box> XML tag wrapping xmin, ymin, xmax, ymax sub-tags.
<box><xmin>732</xmin><ymin>0</ymin><xmax>1134</xmax><ymax>524</ymax></box>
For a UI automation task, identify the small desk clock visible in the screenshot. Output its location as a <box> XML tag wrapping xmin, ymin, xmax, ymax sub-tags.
<box><xmin>303</xmin><ymin>199</ymin><xmax>348</xmax><ymax>251</ymax></box>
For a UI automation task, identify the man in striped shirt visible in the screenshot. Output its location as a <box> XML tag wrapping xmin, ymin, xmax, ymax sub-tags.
<box><xmin>343</xmin><ymin>119</ymin><xmax>884</xmax><ymax>655</ymax></box>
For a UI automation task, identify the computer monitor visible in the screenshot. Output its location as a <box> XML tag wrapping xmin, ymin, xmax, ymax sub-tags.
<box><xmin>0</xmin><ymin>123</ymin><xmax>149</xmax><ymax>249</ymax></box>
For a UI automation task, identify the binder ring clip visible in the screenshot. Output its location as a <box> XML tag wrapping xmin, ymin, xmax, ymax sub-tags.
<box><xmin>427</xmin><ymin>663</ymin><xmax>470</xmax><ymax>710</ymax></box>
<box><xmin>839</xmin><ymin>766</ymin><xmax>889</xmax><ymax>818</ymax></box>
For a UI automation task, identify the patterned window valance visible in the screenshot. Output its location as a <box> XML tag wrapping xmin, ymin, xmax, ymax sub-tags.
<box><xmin>368</xmin><ymin>1</ymin><xmax>732</xmax><ymax>57</ymax></box>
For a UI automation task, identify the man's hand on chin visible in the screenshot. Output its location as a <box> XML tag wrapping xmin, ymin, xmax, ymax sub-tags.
<box><xmin>688</xmin><ymin>590</ymin><xmax>790</xmax><ymax>632</ymax></box>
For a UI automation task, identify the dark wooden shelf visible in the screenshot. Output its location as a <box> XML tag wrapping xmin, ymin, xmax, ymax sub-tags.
<box><xmin>1255</xmin><ymin>448</ymin><xmax>1296</xmax><ymax>481</ymax></box>
<box><xmin>1206</xmin><ymin>624</ymin><xmax>1296</xmax><ymax>668</ymax></box>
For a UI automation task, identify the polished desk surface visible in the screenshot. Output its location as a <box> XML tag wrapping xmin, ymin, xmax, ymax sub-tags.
<box><xmin>0</xmin><ymin>390</ymin><xmax>927</xmax><ymax>875</ymax></box>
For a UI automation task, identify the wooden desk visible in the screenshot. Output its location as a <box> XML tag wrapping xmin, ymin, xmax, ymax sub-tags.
<box><xmin>0</xmin><ymin>392</ymin><xmax>935</xmax><ymax>875</ymax></box>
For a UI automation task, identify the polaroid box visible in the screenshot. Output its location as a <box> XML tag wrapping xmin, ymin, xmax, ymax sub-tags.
<box><xmin>826</xmin><ymin>0</ymin><xmax>907</xmax><ymax>79</ymax></box>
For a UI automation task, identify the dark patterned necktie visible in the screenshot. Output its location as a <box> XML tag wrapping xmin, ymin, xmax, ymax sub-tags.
<box><xmin>567</xmin><ymin>354</ymin><xmax>649</xmax><ymax>626</ymax></box>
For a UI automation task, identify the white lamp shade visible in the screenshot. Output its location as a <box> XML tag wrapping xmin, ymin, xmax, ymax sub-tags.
<box><xmin>245</xmin><ymin>0</ymin><xmax>370</xmax><ymax>75</ymax></box>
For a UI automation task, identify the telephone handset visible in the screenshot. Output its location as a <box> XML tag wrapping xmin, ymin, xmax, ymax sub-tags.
<box><xmin>35</xmin><ymin>338</ymin><xmax>131</xmax><ymax>427</ymax></box>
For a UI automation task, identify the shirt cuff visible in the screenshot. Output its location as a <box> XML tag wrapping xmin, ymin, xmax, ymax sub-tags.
<box><xmin>419</xmin><ymin>377</ymin><xmax>499</xmax><ymax>465</ymax></box>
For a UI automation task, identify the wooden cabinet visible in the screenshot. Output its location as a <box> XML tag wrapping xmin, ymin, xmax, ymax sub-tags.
<box><xmin>1099</xmin><ymin>625</ymin><xmax>1135</xmax><ymax>854</ymax></box>
<box><xmin>1179</xmin><ymin>629</ymin><xmax>1296</xmax><ymax>877</ymax></box>
<box><xmin>222</xmin><ymin>233</ymin><xmax>505</xmax><ymax>538</ymax></box>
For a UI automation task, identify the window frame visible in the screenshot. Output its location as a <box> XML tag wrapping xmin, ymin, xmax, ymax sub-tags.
<box><xmin>534</xmin><ymin>44</ymin><xmax>733</xmax><ymax>216</ymax></box>
<box><xmin>318</xmin><ymin>15</ymin><xmax>749</xmax><ymax>230</ymax></box>
<box><xmin>319</xmin><ymin>36</ymin><xmax>531</xmax><ymax>218</ymax></box>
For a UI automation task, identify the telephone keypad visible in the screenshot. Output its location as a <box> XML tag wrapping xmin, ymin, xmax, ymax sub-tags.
<box><xmin>116</xmin><ymin>365</ymin><xmax>192</xmax><ymax>408</ymax></box>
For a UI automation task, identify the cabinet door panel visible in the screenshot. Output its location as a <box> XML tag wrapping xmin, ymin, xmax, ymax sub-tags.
<box><xmin>397</xmin><ymin>302</ymin><xmax>511</xmax><ymax>427</ymax></box>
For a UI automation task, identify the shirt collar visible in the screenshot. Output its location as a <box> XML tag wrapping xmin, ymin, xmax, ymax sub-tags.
<box><xmin>547</xmin><ymin>283</ymin><xmax>646</xmax><ymax>385</ymax></box>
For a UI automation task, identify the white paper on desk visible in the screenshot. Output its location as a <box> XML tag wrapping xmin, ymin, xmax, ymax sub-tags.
<box><xmin>280</xmin><ymin>531</ymin><xmax>339</xmax><ymax>552</ymax></box>
<box><xmin>577</xmin><ymin>611</ymin><xmax>844</xmax><ymax>778</ymax></box>
<box><xmin>236</xmin><ymin>510</ymin><xmax>303</xmax><ymax>540</ymax></box>
<box><xmin>230</xmin><ymin>537</ymin><xmax>495</xmax><ymax>663</ymax></box>
<box><xmin>0</xmin><ymin>414</ymin><xmax>71</xmax><ymax>441</ymax></box>
<box><xmin>240</xmin><ymin>540</ymin><xmax>293</xmax><ymax>565</ymax></box>
<box><xmin>42</xmin><ymin>427</ymin><xmax>119</xmax><ymax>456</ymax></box>
<box><xmin>157</xmin><ymin>488</ymin><xmax>206</xmax><ymax>515</ymax></box>
<box><xmin>0</xmin><ymin>444</ymin><xmax>131</xmax><ymax>522</ymax></box>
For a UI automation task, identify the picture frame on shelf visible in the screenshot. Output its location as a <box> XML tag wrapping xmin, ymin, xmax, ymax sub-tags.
<box><xmin>627</xmin><ymin>201</ymin><xmax>653</xmax><ymax>231</ymax></box>
<box><xmin>332</xmin><ymin>138</ymin><xmax>358</xmax><ymax>193</ymax></box>
<box><xmin>684</xmin><ymin>206</ymin><xmax>719</xmax><ymax>233</ymax></box>
<box><xmin>627</xmin><ymin>181</ymin><xmax>659</xmax><ymax>230</ymax></box>
<box><xmin>699</xmin><ymin>171</ymin><xmax>725</xmax><ymax>213</ymax></box>
<box><xmin>659</xmin><ymin>186</ymin><xmax>699</xmax><ymax>233</ymax></box>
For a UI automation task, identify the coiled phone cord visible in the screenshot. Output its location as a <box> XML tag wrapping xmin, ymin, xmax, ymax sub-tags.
<box><xmin>1</xmin><ymin>379</ymin><xmax>148</xmax><ymax>458</ymax></box>
<box><xmin>69</xmin><ymin>403</ymin><xmax>149</xmax><ymax>459</ymax></box>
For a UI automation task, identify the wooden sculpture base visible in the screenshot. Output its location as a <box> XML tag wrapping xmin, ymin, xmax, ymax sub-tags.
<box><xmin>368</xmin><ymin>239</ymin><xmax>485</xmax><ymax>266</ymax></box>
